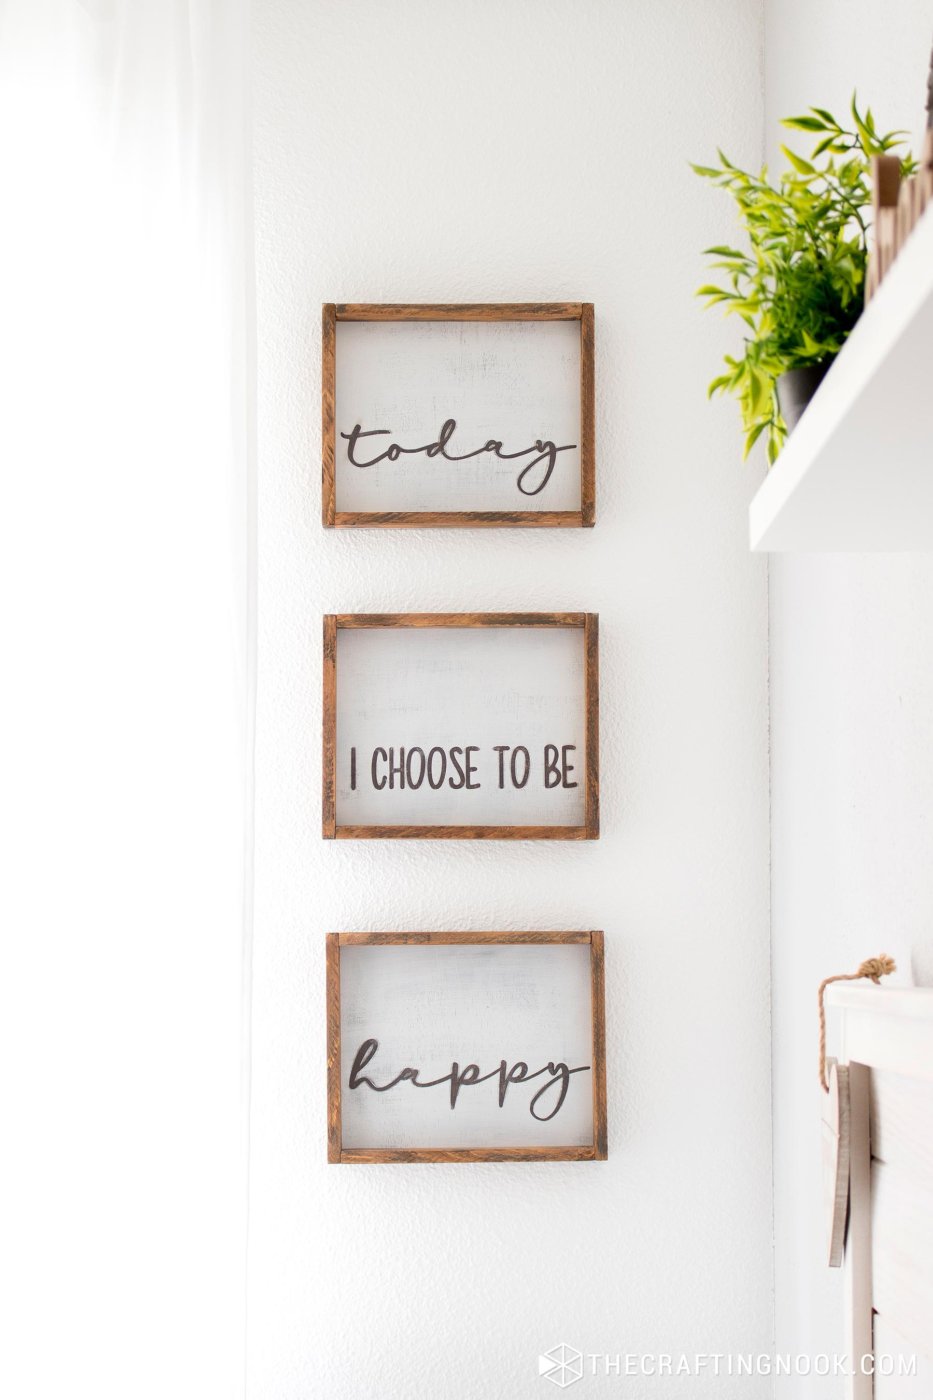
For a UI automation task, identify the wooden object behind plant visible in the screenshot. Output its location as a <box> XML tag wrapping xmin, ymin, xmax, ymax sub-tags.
<box><xmin>866</xmin><ymin>134</ymin><xmax>933</xmax><ymax>300</ymax></box>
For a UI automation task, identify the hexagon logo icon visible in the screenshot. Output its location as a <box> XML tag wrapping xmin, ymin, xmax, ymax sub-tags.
<box><xmin>538</xmin><ymin>1343</ymin><xmax>584</xmax><ymax>1388</ymax></box>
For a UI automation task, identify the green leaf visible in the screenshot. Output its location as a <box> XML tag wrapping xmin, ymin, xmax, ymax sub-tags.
<box><xmin>745</xmin><ymin>366</ymin><xmax>771</xmax><ymax>419</ymax></box>
<box><xmin>782</xmin><ymin>115</ymin><xmax>828</xmax><ymax>132</ymax></box>
<box><xmin>743</xmin><ymin>420</ymin><xmax>767</xmax><ymax>458</ymax></box>
<box><xmin>702</xmin><ymin>245</ymin><xmax>750</xmax><ymax>259</ymax></box>
<box><xmin>781</xmin><ymin>145</ymin><xmax>816</xmax><ymax>175</ymax></box>
<box><xmin>850</xmin><ymin>93</ymin><xmax>875</xmax><ymax>152</ymax></box>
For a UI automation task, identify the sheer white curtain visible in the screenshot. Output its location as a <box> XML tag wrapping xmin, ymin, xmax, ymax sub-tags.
<box><xmin>0</xmin><ymin>5</ymin><xmax>254</xmax><ymax>1399</ymax></box>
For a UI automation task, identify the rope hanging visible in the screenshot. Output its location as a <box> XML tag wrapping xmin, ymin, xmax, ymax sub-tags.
<box><xmin>818</xmin><ymin>955</ymin><xmax>896</xmax><ymax>1092</ymax></box>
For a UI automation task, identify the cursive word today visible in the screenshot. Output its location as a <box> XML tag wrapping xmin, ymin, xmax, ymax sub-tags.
<box><xmin>340</xmin><ymin>417</ymin><xmax>576</xmax><ymax>496</ymax></box>
<box><xmin>348</xmin><ymin>1037</ymin><xmax>590</xmax><ymax>1121</ymax></box>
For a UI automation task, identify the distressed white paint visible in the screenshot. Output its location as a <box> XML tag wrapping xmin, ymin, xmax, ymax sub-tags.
<box><xmin>766</xmin><ymin>5</ymin><xmax>933</xmax><ymax>1394</ymax></box>
<box><xmin>871</xmin><ymin>1066</ymin><xmax>933</xmax><ymax>1186</ymax></box>
<box><xmin>249</xmin><ymin>3</ymin><xmax>771</xmax><ymax>1397</ymax></box>
<box><xmin>871</xmin><ymin>1160</ymin><xmax>933</xmax><ymax>1365</ymax></box>
<box><xmin>339</xmin><ymin>942</ymin><xmax>594</xmax><ymax>1149</ymax></box>
<box><xmin>335</xmin><ymin>624</ymin><xmax>586</xmax><ymax>827</ymax></box>
<box><xmin>873</xmin><ymin>1315</ymin><xmax>933</xmax><ymax>1399</ymax></box>
<box><xmin>335</xmin><ymin>319</ymin><xmax>582</xmax><ymax>513</ymax></box>
<box><xmin>834</xmin><ymin>986</ymin><xmax>933</xmax><ymax>1086</ymax></box>
<box><xmin>828</xmin><ymin>991</ymin><xmax>933</xmax><ymax>1396</ymax></box>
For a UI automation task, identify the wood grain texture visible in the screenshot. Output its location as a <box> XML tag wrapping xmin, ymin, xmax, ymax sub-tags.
<box><xmin>333</xmin><ymin>824</ymin><xmax>594</xmax><ymax>841</ymax></box>
<box><xmin>338</xmin><ymin>930</ymin><xmax>595</xmax><ymax>945</ymax></box>
<box><xmin>326</xmin><ymin>933</ymin><xmax>341</xmax><ymax>1162</ymax></box>
<box><xmin>339</xmin><ymin>1146</ymin><xmax>598</xmax><ymax>1164</ymax></box>
<box><xmin>335</xmin><ymin>302</ymin><xmax>585</xmax><ymax>321</ymax></box>
<box><xmin>324</xmin><ymin>302</ymin><xmax>595</xmax><ymax>528</ymax></box>
<box><xmin>845</xmin><ymin>1060</ymin><xmax>873</xmax><ymax>1400</ymax></box>
<box><xmin>870</xmin><ymin>1067</ymin><xmax>933</xmax><ymax>1191</ymax></box>
<box><xmin>584</xmin><ymin>612</ymin><xmax>600</xmax><ymax>838</ymax></box>
<box><xmin>326</xmin><ymin>931</ymin><xmax>608</xmax><ymax>1164</ymax></box>
<box><xmin>323</xmin><ymin>612</ymin><xmax>599</xmax><ymax>840</ymax></box>
<box><xmin>580</xmin><ymin>302</ymin><xmax>596</xmax><ymax>527</ymax></box>
<box><xmin>322</xmin><ymin>616</ymin><xmax>337</xmax><ymax>838</ymax></box>
<box><xmin>333</xmin><ymin>611</ymin><xmax>587</xmax><ymax>629</ymax></box>
<box><xmin>871</xmin><ymin>1158</ymin><xmax>933</xmax><ymax>1364</ymax></box>
<box><xmin>590</xmin><ymin>930</ymin><xmax>608</xmax><ymax>1159</ymax></box>
<box><xmin>333</xmin><ymin>511</ymin><xmax>586</xmax><ymax>529</ymax></box>
<box><xmin>321</xmin><ymin>303</ymin><xmax>336</xmax><ymax>526</ymax></box>
<box><xmin>822</xmin><ymin>1059</ymin><xmax>851</xmax><ymax>1268</ymax></box>
<box><xmin>873</xmin><ymin>1313</ymin><xmax>933</xmax><ymax>1396</ymax></box>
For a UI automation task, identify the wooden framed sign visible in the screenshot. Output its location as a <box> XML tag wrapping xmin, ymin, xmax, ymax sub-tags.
<box><xmin>322</xmin><ymin>303</ymin><xmax>595</xmax><ymax>528</ymax></box>
<box><xmin>326</xmin><ymin>931</ymin><xmax>608</xmax><ymax>1164</ymax></box>
<box><xmin>322</xmin><ymin>613</ymin><xmax>599</xmax><ymax>839</ymax></box>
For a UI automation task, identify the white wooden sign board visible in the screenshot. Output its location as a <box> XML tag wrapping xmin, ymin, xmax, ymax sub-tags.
<box><xmin>341</xmin><ymin>943</ymin><xmax>593</xmax><ymax>1149</ymax></box>
<box><xmin>322</xmin><ymin>615</ymin><xmax>599</xmax><ymax>838</ymax></box>
<box><xmin>326</xmin><ymin>932</ymin><xmax>608</xmax><ymax>1163</ymax></box>
<box><xmin>335</xmin><ymin>319</ymin><xmax>581</xmax><ymax>513</ymax></box>
<box><xmin>322</xmin><ymin>304</ymin><xmax>595</xmax><ymax>527</ymax></box>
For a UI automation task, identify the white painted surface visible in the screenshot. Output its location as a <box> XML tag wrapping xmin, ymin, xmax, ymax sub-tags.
<box><xmin>335</xmin><ymin>624</ymin><xmax>586</xmax><ymax>827</ymax></box>
<box><xmin>750</xmin><ymin>205</ymin><xmax>933</xmax><ymax>551</ymax></box>
<box><xmin>335</xmin><ymin>319</ymin><xmax>582</xmax><ymax>513</ymax></box>
<box><xmin>873</xmin><ymin>1315</ymin><xmax>933</xmax><ymax>1398</ymax></box>
<box><xmin>830</xmin><ymin>987</ymin><xmax>933</xmax><ymax>1086</ymax></box>
<box><xmin>339</xmin><ymin>942</ymin><xmax>595</xmax><ymax>1149</ymax></box>
<box><xmin>870</xmin><ymin>1064</ymin><xmax>933</xmax><ymax>1184</ymax></box>
<box><xmin>871</xmin><ymin>1160</ymin><xmax>933</xmax><ymax>1365</ymax></box>
<box><xmin>766</xmin><ymin>6</ymin><xmax>933</xmax><ymax>1394</ymax></box>
<box><xmin>249</xmin><ymin>2</ymin><xmax>771</xmax><ymax>1397</ymax></box>
<box><xmin>822</xmin><ymin>993</ymin><xmax>933</xmax><ymax>1395</ymax></box>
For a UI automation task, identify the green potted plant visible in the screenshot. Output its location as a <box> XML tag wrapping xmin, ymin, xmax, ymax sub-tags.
<box><xmin>694</xmin><ymin>98</ymin><xmax>914</xmax><ymax>464</ymax></box>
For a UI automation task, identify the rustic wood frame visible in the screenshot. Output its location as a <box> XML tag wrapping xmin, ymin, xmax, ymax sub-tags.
<box><xmin>322</xmin><ymin>612</ymin><xmax>599</xmax><ymax>840</ymax></box>
<box><xmin>326</xmin><ymin>930</ymin><xmax>608</xmax><ymax>1164</ymax></box>
<box><xmin>322</xmin><ymin>302</ymin><xmax>596</xmax><ymax>528</ymax></box>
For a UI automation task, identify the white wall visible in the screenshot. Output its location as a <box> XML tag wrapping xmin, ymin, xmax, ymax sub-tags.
<box><xmin>765</xmin><ymin>4</ymin><xmax>933</xmax><ymax>1394</ymax></box>
<box><xmin>247</xmin><ymin>3</ymin><xmax>772</xmax><ymax>1396</ymax></box>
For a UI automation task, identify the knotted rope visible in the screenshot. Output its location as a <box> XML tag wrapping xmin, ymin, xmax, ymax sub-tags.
<box><xmin>818</xmin><ymin>955</ymin><xmax>896</xmax><ymax>1092</ymax></box>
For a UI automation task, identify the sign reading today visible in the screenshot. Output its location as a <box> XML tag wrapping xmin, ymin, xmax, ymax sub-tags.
<box><xmin>322</xmin><ymin>303</ymin><xmax>595</xmax><ymax>528</ymax></box>
<box><xmin>322</xmin><ymin>614</ymin><xmax>599</xmax><ymax>839</ymax></box>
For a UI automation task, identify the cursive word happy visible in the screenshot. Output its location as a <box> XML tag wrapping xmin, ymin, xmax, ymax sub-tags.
<box><xmin>348</xmin><ymin>1037</ymin><xmax>590</xmax><ymax>1122</ymax></box>
<box><xmin>340</xmin><ymin>417</ymin><xmax>576</xmax><ymax>496</ymax></box>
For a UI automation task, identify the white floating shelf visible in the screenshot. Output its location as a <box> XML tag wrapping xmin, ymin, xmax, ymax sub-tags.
<box><xmin>826</xmin><ymin>985</ymin><xmax>933</xmax><ymax>1081</ymax></box>
<box><xmin>750</xmin><ymin>203</ymin><xmax>933</xmax><ymax>552</ymax></box>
